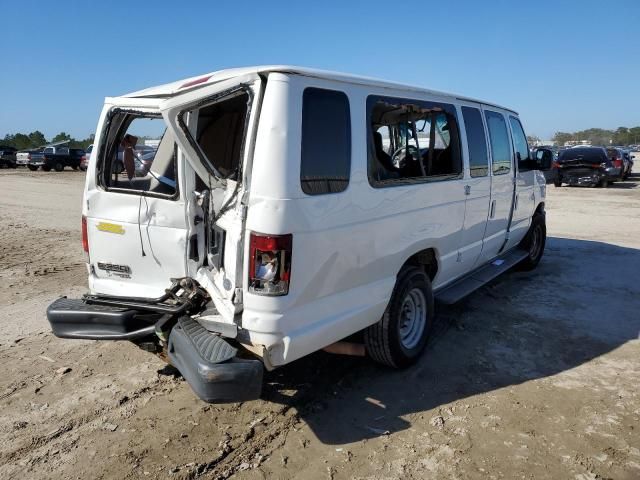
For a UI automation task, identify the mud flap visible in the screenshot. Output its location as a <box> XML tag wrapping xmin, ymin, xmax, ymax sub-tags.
<box><xmin>168</xmin><ymin>317</ymin><xmax>263</xmax><ymax>403</ymax></box>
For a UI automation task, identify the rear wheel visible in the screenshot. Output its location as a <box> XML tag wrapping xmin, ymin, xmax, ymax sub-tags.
<box><xmin>364</xmin><ymin>266</ymin><xmax>434</xmax><ymax>368</ymax></box>
<box><xmin>598</xmin><ymin>178</ymin><xmax>609</xmax><ymax>188</ymax></box>
<box><xmin>518</xmin><ymin>213</ymin><xmax>546</xmax><ymax>271</ymax></box>
<box><xmin>71</xmin><ymin>164</ymin><xmax>78</xmax><ymax>171</ymax></box>
<box><xmin>27</xmin><ymin>165</ymin><xmax>38</xmax><ymax>171</ymax></box>
<box><xmin>54</xmin><ymin>162</ymin><xmax>64</xmax><ymax>172</ymax></box>
<box><xmin>553</xmin><ymin>178</ymin><xmax>562</xmax><ymax>187</ymax></box>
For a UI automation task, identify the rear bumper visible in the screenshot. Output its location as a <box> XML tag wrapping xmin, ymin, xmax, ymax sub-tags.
<box><xmin>47</xmin><ymin>297</ymin><xmax>263</xmax><ymax>403</ymax></box>
<box><xmin>558</xmin><ymin>171</ymin><xmax>604</xmax><ymax>186</ymax></box>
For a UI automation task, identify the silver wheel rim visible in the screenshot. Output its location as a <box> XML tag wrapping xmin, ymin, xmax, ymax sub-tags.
<box><xmin>530</xmin><ymin>225</ymin><xmax>542</xmax><ymax>260</ymax></box>
<box><xmin>398</xmin><ymin>287</ymin><xmax>427</xmax><ymax>349</ymax></box>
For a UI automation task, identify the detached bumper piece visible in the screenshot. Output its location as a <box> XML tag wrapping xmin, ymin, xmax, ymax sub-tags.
<box><xmin>168</xmin><ymin>317</ymin><xmax>263</xmax><ymax>403</ymax></box>
<box><xmin>47</xmin><ymin>297</ymin><xmax>157</xmax><ymax>340</ymax></box>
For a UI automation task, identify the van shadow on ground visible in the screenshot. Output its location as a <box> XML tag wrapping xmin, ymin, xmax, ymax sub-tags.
<box><xmin>260</xmin><ymin>237</ymin><xmax>640</xmax><ymax>445</ymax></box>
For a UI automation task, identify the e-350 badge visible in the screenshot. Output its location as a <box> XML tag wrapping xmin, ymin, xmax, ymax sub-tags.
<box><xmin>97</xmin><ymin>262</ymin><xmax>132</xmax><ymax>278</ymax></box>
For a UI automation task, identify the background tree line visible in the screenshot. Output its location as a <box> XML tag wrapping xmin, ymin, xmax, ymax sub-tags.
<box><xmin>551</xmin><ymin>126</ymin><xmax>640</xmax><ymax>147</ymax></box>
<box><xmin>1</xmin><ymin>131</ymin><xmax>94</xmax><ymax>150</ymax></box>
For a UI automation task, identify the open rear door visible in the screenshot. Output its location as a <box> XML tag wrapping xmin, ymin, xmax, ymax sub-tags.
<box><xmin>160</xmin><ymin>74</ymin><xmax>264</xmax><ymax>321</ymax></box>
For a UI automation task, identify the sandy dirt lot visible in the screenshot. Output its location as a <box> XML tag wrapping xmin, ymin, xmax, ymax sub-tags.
<box><xmin>0</xmin><ymin>168</ymin><xmax>639</xmax><ymax>480</ymax></box>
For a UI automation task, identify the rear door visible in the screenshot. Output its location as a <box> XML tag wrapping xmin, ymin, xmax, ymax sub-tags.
<box><xmin>160</xmin><ymin>74</ymin><xmax>264</xmax><ymax>319</ymax></box>
<box><xmin>86</xmin><ymin>101</ymin><xmax>189</xmax><ymax>299</ymax></box>
<box><xmin>478</xmin><ymin>108</ymin><xmax>515</xmax><ymax>263</ymax></box>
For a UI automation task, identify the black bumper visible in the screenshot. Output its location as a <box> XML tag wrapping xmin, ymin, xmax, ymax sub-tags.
<box><xmin>47</xmin><ymin>297</ymin><xmax>263</xmax><ymax>403</ymax></box>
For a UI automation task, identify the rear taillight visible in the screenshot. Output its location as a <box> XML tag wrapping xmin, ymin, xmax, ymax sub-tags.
<box><xmin>248</xmin><ymin>232</ymin><xmax>292</xmax><ymax>296</ymax></box>
<box><xmin>552</xmin><ymin>161</ymin><xmax>560</xmax><ymax>169</ymax></box>
<box><xmin>28</xmin><ymin>153</ymin><xmax>31</xmax><ymax>160</ymax></box>
<box><xmin>81</xmin><ymin>215</ymin><xmax>89</xmax><ymax>254</ymax></box>
<box><xmin>613</xmin><ymin>158</ymin><xmax>623</xmax><ymax>168</ymax></box>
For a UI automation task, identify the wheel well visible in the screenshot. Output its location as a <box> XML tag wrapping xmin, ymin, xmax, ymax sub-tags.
<box><xmin>402</xmin><ymin>248</ymin><xmax>438</xmax><ymax>282</ymax></box>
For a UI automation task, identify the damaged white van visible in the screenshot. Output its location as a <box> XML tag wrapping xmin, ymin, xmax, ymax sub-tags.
<box><xmin>47</xmin><ymin>66</ymin><xmax>547</xmax><ymax>403</ymax></box>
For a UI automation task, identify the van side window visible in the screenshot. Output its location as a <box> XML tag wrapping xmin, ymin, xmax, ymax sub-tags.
<box><xmin>300</xmin><ymin>88</ymin><xmax>351</xmax><ymax>195</ymax></box>
<box><xmin>461</xmin><ymin>106</ymin><xmax>489</xmax><ymax>177</ymax></box>
<box><xmin>100</xmin><ymin>113</ymin><xmax>178</xmax><ymax>197</ymax></box>
<box><xmin>367</xmin><ymin>95</ymin><xmax>462</xmax><ymax>186</ymax></box>
<box><xmin>508</xmin><ymin>116</ymin><xmax>535</xmax><ymax>171</ymax></box>
<box><xmin>484</xmin><ymin>110</ymin><xmax>511</xmax><ymax>175</ymax></box>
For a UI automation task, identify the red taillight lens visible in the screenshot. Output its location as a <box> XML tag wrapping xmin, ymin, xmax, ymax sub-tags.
<box><xmin>81</xmin><ymin>215</ymin><xmax>89</xmax><ymax>254</ymax></box>
<box><xmin>613</xmin><ymin>159</ymin><xmax>623</xmax><ymax>168</ymax></box>
<box><xmin>248</xmin><ymin>232</ymin><xmax>292</xmax><ymax>296</ymax></box>
<box><xmin>552</xmin><ymin>161</ymin><xmax>560</xmax><ymax>169</ymax></box>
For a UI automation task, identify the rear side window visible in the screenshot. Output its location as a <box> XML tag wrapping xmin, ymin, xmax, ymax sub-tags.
<box><xmin>461</xmin><ymin>106</ymin><xmax>489</xmax><ymax>177</ymax></box>
<box><xmin>300</xmin><ymin>88</ymin><xmax>351</xmax><ymax>195</ymax></box>
<box><xmin>367</xmin><ymin>95</ymin><xmax>462</xmax><ymax>186</ymax></box>
<box><xmin>485</xmin><ymin>110</ymin><xmax>511</xmax><ymax>175</ymax></box>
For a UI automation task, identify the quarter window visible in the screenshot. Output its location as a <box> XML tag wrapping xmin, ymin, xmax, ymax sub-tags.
<box><xmin>368</xmin><ymin>96</ymin><xmax>462</xmax><ymax>186</ymax></box>
<box><xmin>485</xmin><ymin>110</ymin><xmax>511</xmax><ymax>175</ymax></box>
<box><xmin>300</xmin><ymin>88</ymin><xmax>351</xmax><ymax>195</ymax></box>
<box><xmin>461</xmin><ymin>106</ymin><xmax>489</xmax><ymax>177</ymax></box>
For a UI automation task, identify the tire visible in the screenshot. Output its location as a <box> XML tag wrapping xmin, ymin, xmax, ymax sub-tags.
<box><xmin>598</xmin><ymin>178</ymin><xmax>609</xmax><ymax>188</ymax></box>
<box><xmin>364</xmin><ymin>266</ymin><xmax>434</xmax><ymax>368</ymax></box>
<box><xmin>27</xmin><ymin>165</ymin><xmax>38</xmax><ymax>171</ymax></box>
<box><xmin>54</xmin><ymin>162</ymin><xmax>64</xmax><ymax>172</ymax></box>
<box><xmin>71</xmin><ymin>164</ymin><xmax>78</xmax><ymax>171</ymax></box>
<box><xmin>553</xmin><ymin>178</ymin><xmax>562</xmax><ymax>187</ymax></box>
<box><xmin>518</xmin><ymin>213</ymin><xmax>546</xmax><ymax>271</ymax></box>
<box><xmin>42</xmin><ymin>165</ymin><xmax>52</xmax><ymax>172</ymax></box>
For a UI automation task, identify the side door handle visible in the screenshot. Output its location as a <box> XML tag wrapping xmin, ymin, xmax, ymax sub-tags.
<box><xmin>464</xmin><ymin>185</ymin><xmax>471</xmax><ymax>195</ymax></box>
<box><xmin>489</xmin><ymin>200</ymin><xmax>496</xmax><ymax>219</ymax></box>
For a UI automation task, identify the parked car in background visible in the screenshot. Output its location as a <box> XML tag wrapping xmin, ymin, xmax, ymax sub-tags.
<box><xmin>555</xmin><ymin>147</ymin><xmax>619</xmax><ymax>187</ymax></box>
<box><xmin>80</xmin><ymin>144</ymin><xmax>93</xmax><ymax>171</ymax></box>
<box><xmin>29</xmin><ymin>145</ymin><xmax>86</xmax><ymax>171</ymax></box>
<box><xmin>17</xmin><ymin>148</ymin><xmax>44</xmax><ymax>168</ymax></box>
<box><xmin>0</xmin><ymin>145</ymin><xmax>18</xmax><ymax>168</ymax></box>
<box><xmin>606</xmin><ymin>147</ymin><xmax>629</xmax><ymax>180</ymax></box>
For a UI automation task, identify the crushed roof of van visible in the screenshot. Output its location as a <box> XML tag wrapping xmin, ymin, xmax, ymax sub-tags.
<box><xmin>121</xmin><ymin>65</ymin><xmax>516</xmax><ymax>114</ymax></box>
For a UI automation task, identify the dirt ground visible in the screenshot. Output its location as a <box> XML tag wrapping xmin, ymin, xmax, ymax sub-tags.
<box><xmin>1</xmin><ymin>168</ymin><xmax>639</xmax><ymax>480</ymax></box>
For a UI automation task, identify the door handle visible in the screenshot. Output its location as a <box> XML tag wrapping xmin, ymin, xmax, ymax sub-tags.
<box><xmin>464</xmin><ymin>185</ymin><xmax>471</xmax><ymax>195</ymax></box>
<box><xmin>489</xmin><ymin>200</ymin><xmax>496</xmax><ymax>218</ymax></box>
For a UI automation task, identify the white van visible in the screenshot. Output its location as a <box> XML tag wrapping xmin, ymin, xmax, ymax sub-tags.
<box><xmin>47</xmin><ymin>66</ymin><xmax>547</xmax><ymax>403</ymax></box>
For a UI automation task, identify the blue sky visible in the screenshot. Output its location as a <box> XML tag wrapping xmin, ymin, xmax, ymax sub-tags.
<box><xmin>1</xmin><ymin>0</ymin><xmax>639</xmax><ymax>140</ymax></box>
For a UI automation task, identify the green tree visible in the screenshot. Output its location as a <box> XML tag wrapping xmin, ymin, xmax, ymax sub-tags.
<box><xmin>27</xmin><ymin>130</ymin><xmax>47</xmax><ymax>148</ymax></box>
<box><xmin>51</xmin><ymin>132</ymin><xmax>72</xmax><ymax>144</ymax></box>
<box><xmin>552</xmin><ymin>132</ymin><xmax>573</xmax><ymax>146</ymax></box>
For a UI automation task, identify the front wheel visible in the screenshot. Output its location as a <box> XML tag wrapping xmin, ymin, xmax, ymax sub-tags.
<box><xmin>364</xmin><ymin>266</ymin><xmax>434</xmax><ymax>368</ymax></box>
<box><xmin>54</xmin><ymin>162</ymin><xmax>64</xmax><ymax>172</ymax></box>
<box><xmin>518</xmin><ymin>213</ymin><xmax>546</xmax><ymax>271</ymax></box>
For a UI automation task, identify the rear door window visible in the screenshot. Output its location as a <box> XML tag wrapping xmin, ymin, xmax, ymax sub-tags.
<box><xmin>100</xmin><ymin>114</ymin><xmax>177</xmax><ymax>197</ymax></box>
<box><xmin>300</xmin><ymin>87</ymin><xmax>351</xmax><ymax>195</ymax></box>
<box><xmin>484</xmin><ymin>110</ymin><xmax>511</xmax><ymax>175</ymax></box>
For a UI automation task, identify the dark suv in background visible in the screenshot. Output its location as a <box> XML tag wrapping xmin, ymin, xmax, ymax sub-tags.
<box><xmin>555</xmin><ymin>147</ymin><xmax>620</xmax><ymax>188</ymax></box>
<box><xmin>0</xmin><ymin>145</ymin><xmax>18</xmax><ymax>168</ymax></box>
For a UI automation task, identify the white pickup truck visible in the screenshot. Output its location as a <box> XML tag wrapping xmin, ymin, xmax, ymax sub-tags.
<box><xmin>47</xmin><ymin>66</ymin><xmax>546</xmax><ymax>403</ymax></box>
